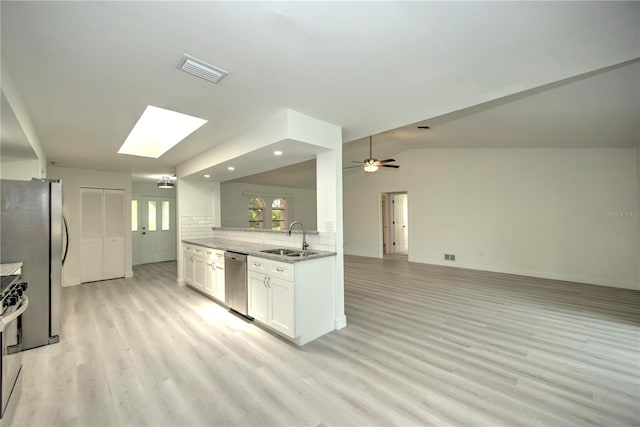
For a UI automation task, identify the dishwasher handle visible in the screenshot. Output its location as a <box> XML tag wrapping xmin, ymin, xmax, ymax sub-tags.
<box><xmin>224</xmin><ymin>251</ymin><xmax>248</xmax><ymax>262</ymax></box>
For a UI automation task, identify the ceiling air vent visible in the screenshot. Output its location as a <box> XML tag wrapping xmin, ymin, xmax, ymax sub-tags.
<box><xmin>179</xmin><ymin>55</ymin><xmax>228</xmax><ymax>84</ymax></box>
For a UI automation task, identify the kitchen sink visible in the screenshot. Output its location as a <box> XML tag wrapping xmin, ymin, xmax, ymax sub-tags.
<box><xmin>261</xmin><ymin>248</ymin><xmax>299</xmax><ymax>255</ymax></box>
<box><xmin>285</xmin><ymin>251</ymin><xmax>317</xmax><ymax>257</ymax></box>
<box><xmin>260</xmin><ymin>248</ymin><xmax>318</xmax><ymax>257</ymax></box>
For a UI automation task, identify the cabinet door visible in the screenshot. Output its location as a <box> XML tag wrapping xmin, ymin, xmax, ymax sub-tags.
<box><xmin>269</xmin><ymin>277</ymin><xmax>295</xmax><ymax>338</ymax></box>
<box><xmin>183</xmin><ymin>253</ymin><xmax>195</xmax><ymax>284</ymax></box>
<box><xmin>205</xmin><ymin>260</ymin><xmax>216</xmax><ymax>295</ymax></box>
<box><xmin>193</xmin><ymin>256</ymin><xmax>207</xmax><ymax>289</ymax></box>
<box><xmin>248</xmin><ymin>273</ymin><xmax>269</xmax><ymax>323</ymax></box>
<box><xmin>215</xmin><ymin>264</ymin><xmax>225</xmax><ymax>301</ymax></box>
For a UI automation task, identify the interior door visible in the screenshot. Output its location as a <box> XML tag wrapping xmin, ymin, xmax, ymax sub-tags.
<box><xmin>80</xmin><ymin>188</ymin><xmax>104</xmax><ymax>282</ymax></box>
<box><xmin>103</xmin><ymin>189</ymin><xmax>125</xmax><ymax>280</ymax></box>
<box><xmin>392</xmin><ymin>193</ymin><xmax>408</xmax><ymax>254</ymax></box>
<box><xmin>80</xmin><ymin>188</ymin><xmax>125</xmax><ymax>282</ymax></box>
<box><xmin>140</xmin><ymin>196</ymin><xmax>176</xmax><ymax>264</ymax></box>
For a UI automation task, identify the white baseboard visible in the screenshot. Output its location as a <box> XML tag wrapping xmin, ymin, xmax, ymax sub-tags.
<box><xmin>412</xmin><ymin>257</ymin><xmax>640</xmax><ymax>290</ymax></box>
<box><xmin>62</xmin><ymin>278</ymin><xmax>81</xmax><ymax>287</ymax></box>
<box><xmin>334</xmin><ymin>315</ymin><xmax>347</xmax><ymax>330</ymax></box>
<box><xmin>125</xmin><ymin>270</ymin><xmax>133</xmax><ymax>278</ymax></box>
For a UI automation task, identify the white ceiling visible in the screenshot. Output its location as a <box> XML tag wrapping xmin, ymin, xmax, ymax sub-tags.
<box><xmin>1</xmin><ymin>2</ymin><xmax>638</xmax><ymax>182</ymax></box>
<box><xmin>344</xmin><ymin>60</ymin><xmax>640</xmax><ymax>166</ymax></box>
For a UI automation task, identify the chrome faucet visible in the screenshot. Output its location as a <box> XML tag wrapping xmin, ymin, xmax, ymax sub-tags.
<box><xmin>288</xmin><ymin>221</ymin><xmax>309</xmax><ymax>251</ymax></box>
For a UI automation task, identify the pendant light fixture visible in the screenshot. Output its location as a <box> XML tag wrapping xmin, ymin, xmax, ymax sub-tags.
<box><xmin>157</xmin><ymin>176</ymin><xmax>175</xmax><ymax>189</ymax></box>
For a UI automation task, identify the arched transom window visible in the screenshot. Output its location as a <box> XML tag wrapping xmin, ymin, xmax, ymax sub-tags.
<box><xmin>271</xmin><ymin>198</ymin><xmax>286</xmax><ymax>230</ymax></box>
<box><xmin>248</xmin><ymin>197</ymin><xmax>265</xmax><ymax>229</ymax></box>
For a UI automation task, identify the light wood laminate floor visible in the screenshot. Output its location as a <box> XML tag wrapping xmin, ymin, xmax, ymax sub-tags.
<box><xmin>12</xmin><ymin>257</ymin><xmax>640</xmax><ymax>426</ymax></box>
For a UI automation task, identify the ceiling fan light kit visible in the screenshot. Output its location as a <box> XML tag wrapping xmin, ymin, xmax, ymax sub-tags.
<box><xmin>346</xmin><ymin>136</ymin><xmax>400</xmax><ymax>173</ymax></box>
<box><xmin>364</xmin><ymin>159</ymin><xmax>378</xmax><ymax>173</ymax></box>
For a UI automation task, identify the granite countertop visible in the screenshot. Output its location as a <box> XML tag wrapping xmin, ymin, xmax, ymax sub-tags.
<box><xmin>0</xmin><ymin>262</ymin><xmax>23</xmax><ymax>277</ymax></box>
<box><xmin>182</xmin><ymin>238</ymin><xmax>336</xmax><ymax>264</ymax></box>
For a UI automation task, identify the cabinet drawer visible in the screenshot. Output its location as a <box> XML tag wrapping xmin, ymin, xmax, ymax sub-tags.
<box><xmin>213</xmin><ymin>250</ymin><xmax>225</xmax><ymax>264</ymax></box>
<box><xmin>248</xmin><ymin>256</ymin><xmax>267</xmax><ymax>273</ymax></box>
<box><xmin>269</xmin><ymin>260</ymin><xmax>293</xmax><ymax>281</ymax></box>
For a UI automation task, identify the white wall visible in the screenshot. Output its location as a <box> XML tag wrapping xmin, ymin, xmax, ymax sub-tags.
<box><xmin>0</xmin><ymin>157</ymin><xmax>40</xmax><ymax>180</ymax></box>
<box><xmin>132</xmin><ymin>182</ymin><xmax>176</xmax><ymax>198</ymax></box>
<box><xmin>344</xmin><ymin>148</ymin><xmax>640</xmax><ymax>289</ymax></box>
<box><xmin>220</xmin><ymin>182</ymin><xmax>317</xmax><ymax>230</ymax></box>
<box><xmin>48</xmin><ymin>166</ymin><xmax>133</xmax><ymax>286</ymax></box>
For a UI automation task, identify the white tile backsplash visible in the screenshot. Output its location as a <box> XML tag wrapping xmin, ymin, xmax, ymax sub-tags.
<box><xmin>181</xmin><ymin>216</ymin><xmax>215</xmax><ymax>239</ymax></box>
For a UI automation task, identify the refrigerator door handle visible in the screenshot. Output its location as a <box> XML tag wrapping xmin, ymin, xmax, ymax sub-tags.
<box><xmin>62</xmin><ymin>216</ymin><xmax>69</xmax><ymax>265</ymax></box>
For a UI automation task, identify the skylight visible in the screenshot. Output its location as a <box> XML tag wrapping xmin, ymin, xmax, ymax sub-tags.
<box><xmin>118</xmin><ymin>105</ymin><xmax>207</xmax><ymax>158</ymax></box>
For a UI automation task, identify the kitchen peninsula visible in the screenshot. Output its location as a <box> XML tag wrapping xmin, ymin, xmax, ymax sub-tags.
<box><xmin>182</xmin><ymin>236</ymin><xmax>336</xmax><ymax>346</ymax></box>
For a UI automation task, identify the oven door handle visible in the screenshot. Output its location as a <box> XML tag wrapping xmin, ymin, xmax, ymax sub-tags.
<box><xmin>1</xmin><ymin>296</ymin><xmax>29</xmax><ymax>331</ymax></box>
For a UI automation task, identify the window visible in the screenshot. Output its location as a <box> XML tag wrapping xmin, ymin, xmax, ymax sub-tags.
<box><xmin>271</xmin><ymin>198</ymin><xmax>286</xmax><ymax>230</ymax></box>
<box><xmin>248</xmin><ymin>197</ymin><xmax>265</xmax><ymax>229</ymax></box>
<box><xmin>131</xmin><ymin>200</ymin><xmax>138</xmax><ymax>231</ymax></box>
<box><xmin>148</xmin><ymin>200</ymin><xmax>157</xmax><ymax>231</ymax></box>
<box><xmin>161</xmin><ymin>200</ymin><xmax>170</xmax><ymax>231</ymax></box>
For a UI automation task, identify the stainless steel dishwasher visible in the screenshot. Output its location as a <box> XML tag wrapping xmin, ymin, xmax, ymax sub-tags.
<box><xmin>224</xmin><ymin>251</ymin><xmax>251</xmax><ymax>319</ymax></box>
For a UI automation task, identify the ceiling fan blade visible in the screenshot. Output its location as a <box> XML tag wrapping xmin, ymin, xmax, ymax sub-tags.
<box><xmin>378</xmin><ymin>159</ymin><xmax>396</xmax><ymax>163</ymax></box>
<box><xmin>352</xmin><ymin>160</ymin><xmax>364</xmax><ymax>164</ymax></box>
<box><xmin>381</xmin><ymin>164</ymin><xmax>400</xmax><ymax>168</ymax></box>
<box><xmin>342</xmin><ymin>165</ymin><xmax>363</xmax><ymax>169</ymax></box>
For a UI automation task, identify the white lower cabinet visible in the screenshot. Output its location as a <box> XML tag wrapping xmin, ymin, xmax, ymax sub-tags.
<box><xmin>193</xmin><ymin>255</ymin><xmax>207</xmax><ymax>289</ymax></box>
<box><xmin>248</xmin><ymin>273</ymin><xmax>269</xmax><ymax>323</ymax></box>
<box><xmin>268</xmin><ymin>276</ymin><xmax>294</xmax><ymax>337</ymax></box>
<box><xmin>205</xmin><ymin>259</ymin><xmax>215</xmax><ymax>294</ymax></box>
<box><xmin>183</xmin><ymin>243</ymin><xmax>225</xmax><ymax>303</ymax></box>
<box><xmin>248</xmin><ymin>255</ymin><xmax>334</xmax><ymax>345</ymax></box>
<box><xmin>183</xmin><ymin>245</ymin><xmax>195</xmax><ymax>284</ymax></box>
<box><xmin>214</xmin><ymin>261</ymin><xmax>225</xmax><ymax>302</ymax></box>
<box><xmin>248</xmin><ymin>271</ymin><xmax>294</xmax><ymax>337</ymax></box>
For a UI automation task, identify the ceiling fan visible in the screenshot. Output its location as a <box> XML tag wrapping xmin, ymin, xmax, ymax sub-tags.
<box><xmin>344</xmin><ymin>136</ymin><xmax>400</xmax><ymax>173</ymax></box>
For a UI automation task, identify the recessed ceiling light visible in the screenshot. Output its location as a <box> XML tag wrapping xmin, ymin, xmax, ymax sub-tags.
<box><xmin>417</xmin><ymin>126</ymin><xmax>431</xmax><ymax>129</ymax></box>
<box><xmin>204</xmin><ymin>174</ymin><xmax>211</xmax><ymax>178</ymax></box>
<box><xmin>274</xmin><ymin>150</ymin><xmax>283</xmax><ymax>156</ymax></box>
<box><xmin>227</xmin><ymin>166</ymin><xmax>235</xmax><ymax>171</ymax></box>
<box><xmin>118</xmin><ymin>105</ymin><xmax>207</xmax><ymax>158</ymax></box>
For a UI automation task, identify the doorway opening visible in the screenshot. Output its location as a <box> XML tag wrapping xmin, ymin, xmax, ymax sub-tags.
<box><xmin>381</xmin><ymin>192</ymin><xmax>408</xmax><ymax>260</ymax></box>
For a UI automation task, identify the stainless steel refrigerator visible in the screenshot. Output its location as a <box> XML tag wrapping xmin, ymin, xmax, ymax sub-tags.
<box><xmin>0</xmin><ymin>178</ymin><xmax>63</xmax><ymax>351</ymax></box>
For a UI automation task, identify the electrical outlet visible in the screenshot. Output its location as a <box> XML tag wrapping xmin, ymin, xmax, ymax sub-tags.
<box><xmin>450</xmin><ymin>254</ymin><xmax>456</xmax><ymax>261</ymax></box>
<box><xmin>444</xmin><ymin>254</ymin><xmax>450</xmax><ymax>260</ymax></box>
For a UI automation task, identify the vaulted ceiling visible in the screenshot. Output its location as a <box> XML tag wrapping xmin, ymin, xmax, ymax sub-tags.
<box><xmin>1</xmin><ymin>1</ymin><xmax>638</xmax><ymax>181</ymax></box>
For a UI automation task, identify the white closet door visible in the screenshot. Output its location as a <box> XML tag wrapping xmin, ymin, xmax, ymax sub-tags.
<box><xmin>81</xmin><ymin>188</ymin><xmax>125</xmax><ymax>283</ymax></box>
<box><xmin>103</xmin><ymin>189</ymin><xmax>125</xmax><ymax>279</ymax></box>
<box><xmin>80</xmin><ymin>188</ymin><xmax>104</xmax><ymax>282</ymax></box>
